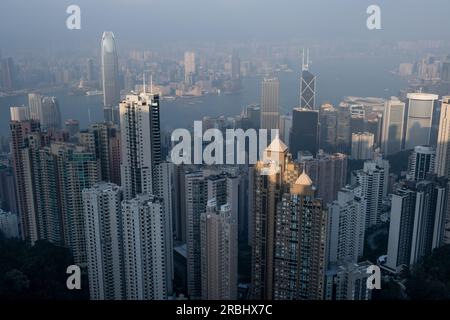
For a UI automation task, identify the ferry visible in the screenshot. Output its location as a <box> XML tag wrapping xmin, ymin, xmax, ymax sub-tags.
<box><xmin>86</xmin><ymin>90</ymin><xmax>103</xmax><ymax>96</ymax></box>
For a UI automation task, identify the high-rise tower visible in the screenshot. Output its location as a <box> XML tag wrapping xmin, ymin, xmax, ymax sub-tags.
<box><xmin>250</xmin><ymin>136</ymin><xmax>300</xmax><ymax>299</ymax></box>
<box><xmin>300</xmin><ymin>49</ymin><xmax>316</xmax><ymax>110</ymax></box>
<box><xmin>435</xmin><ymin>96</ymin><xmax>450</xmax><ymax>243</ymax></box>
<box><xmin>387</xmin><ymin>177</ymin><xmax>446</xmax><ymax>271</ymax></box>
<box><xmin>101</xmin><ymin>32</ymin><xmax>120</xmax><ymax>123</ymax></box>
<box><xmin>200</xmin><ymin>199</ymin><xmax>238</xmax><ymax>300</ymax></box>
<box><xmin>184</xmin><ymin>51</ymin><xmax>196</xmax><ymax>85</ymax></box>
<box><xmin>405</xmin><ymin>93</ymin><xmax>439</xmax><ymax>150</ymax></box>
<box><xmin>260</xmin><ymin>78</ymin><xmax>280</xmax><ymax>130</ymax></box>
<box><xmin>120</xmin><ymin>91</ymin><xmax>161</xmax><ymax>200</ymax></box>
<box><xmin>83</xmin><ymin>183</ymin><xmax>125</xmax><ymax>300</ymax></box>
<box><xmin>122</xmin><ymin>194</ymin><xmax>168</xmax><ymax>300</ymax></box>
<box><xmin>289</xmin><ymin>107</ymin><xmax>319</xmax><ymax>158</ymax></box>
<box><xmin>9</xmin><ymin>119</ymin><xmax>40</xmax><ymax>242</ymax></box>
<box><xmin>273</xmin><ymin>171</ymin><xmax>327</xmax><ymax>300</ymax></box>
<box><xmin>382</xmin><ymin>98</ymin><xmax>405</xmax><ymax>155</ymax></box>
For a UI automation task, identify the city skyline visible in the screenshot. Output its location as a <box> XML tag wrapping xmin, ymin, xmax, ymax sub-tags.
<box><xmin>2</xmin><ymin>0</ymin><xmax>450</xmax><ymax>306</ymax></box>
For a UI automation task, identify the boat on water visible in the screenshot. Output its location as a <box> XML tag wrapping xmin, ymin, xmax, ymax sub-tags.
<box><xmin>86</xmin><ymin>90</ymin><xmax>103</xmax><ymax>96</ymax></box>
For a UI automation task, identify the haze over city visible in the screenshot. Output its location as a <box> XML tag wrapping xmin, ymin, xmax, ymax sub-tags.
<box><xmin>1</xmin><ymin>0</ymin><xmax>450</xmax><ymax>310</ymax></box>
<box><xmin>2</xmin><ymin>0</ymin><xmax>450</xmax><ymax>52</ymax></box>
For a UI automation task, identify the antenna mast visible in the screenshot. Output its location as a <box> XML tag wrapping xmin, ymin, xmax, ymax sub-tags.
<box><xmin>302</xmin><ymin>48</ymin><xmax>310</xmax><ymax>71</ymax></box>
<box><xmin>150</xmin><ymin>74</ymin><xmax>153</xmax><ymax>94</ymax></box>
<box><xmin>143</xmin><ymin>72</ymin><xmax>146</xmax><ymax>95</ymax></box>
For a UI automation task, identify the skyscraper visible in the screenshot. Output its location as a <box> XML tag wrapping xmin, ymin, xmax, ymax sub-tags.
<box><xmin>260</xmin><ymin>78</ymin><xmax>280</xmax><ymax>130</ymax></box>
<box><xmin>352</xmin><ymin>160</ymin><xmax>388</xmax><ymax>228</ymax></box>
<box><xmin>172</xmin><ymin>164</ymin><xmax>191</xmax><ymax>242</ymax></box>
<box><xmin>319</xmin><ymin>103</ymin><xmax>338</xmax><ymax>153</ymax></box>
<box><xmin>279</xmin><ymin>114</ymin><xmax>292</xmax><ymax>147</ymax></box>
<box><xmin>79</xmin><ymin>122</ymin><xmax>121</xmax><ymax>185</ymax></box>
<box><xmin>9</xmin><ymin>119</ymin><xmax>40</xmax><ymax>242</ymax></box>
<box><xmin>435</xmin><ymin>96</ymin><xmax>450</xmax><ymax>244</ymax></box>
<box><xmin>10</xmin><ymin>106</ymin><xmax>30</xmax><ymax>121</ymax></box>
<box><xmin>0</xmin><ymin>164</ymin><xmax>18</xmax><ymax>215</ymax></box>
<box><xmin>407</xmin><ymin>145</ymin><xmax>435</xmax><ymax>181</ymax></box>
<box><xmin>251</xmin><ymin>136</ymin><xmax>300</xmax><ymax>299</ymax></box>
<box><xmin>290</xmin><ymin>108</ymin><xmax>319</xmax><ymax>158</ymax></box>
<box><xmin>200</xmin><ymin>199</ymin><xmax>238</xmax><ymax>300</ymax></box>
<box><xmin>351</xmin><ymin>132</ymin><xmax>374</xmax><ymax>160</ymax></box>
<box><xmin>349</xmin><ymin>105</ymin><xmax>365</xmax><ymax>134</ymax></box>
<box><xmin>300</xmin><ymin>49</ymin><xmax>316</xmax><ymax>110</ymax></box>
<box><xmin>120</xmin><ymin>93</ymin><xmax>161</xmax><ymax>200</ymax></box>
<box><xmin>382</xmin><ymin>98</ymin><xmax>405</xmax><ymax>155</ymax></box>
<box><xmin>15</xmin><ymin>135</ymin><xmax>100</xmax><ymax>258</ymax></box>
<box><xmin>405</xmin><ymin>93</ymin><xmax>439</xmax><ymax>150</ymax></box>
<box><xmin>246</xmin><ymin>104</ymin><xmax>261</xmax><ymax>130</ymax></box>
<box><xmin>336</xmin><ymin>105</ymin><xmax>351</xmax><ymax>153</ymax></box>
<box><xmin>122</xmin><ymin>194</ymin><xmax>168</xmax><ymax>300</ymax></box>
<box><xmin>325</xmin><ymin>261</ymin><xmax>373</xmax><ymax>300</ymax></box>
<box><xmin>387</xmin><ymin>177</ymin><xmax>446</xmax><ymax>271</ymax></box>
<box><xmin>185</xmin><ymin>171</ymin><xmax>207</xmax><ymax>299</ymax></box>
<box><xmin>28</xmin><ymin>93</ymin><xmax>42</xmax><ymax>121</ymax></box>
<box><xmin>366</xmin><ymin>112</ymin><xmax>383</xmax><ymax>148</ymax></box>
<box><xmin>86</xmin><ymin>58</ymin><xmax>95</xmax><ymax>82</ymax></box>
<box><xmin>56</xmin><ymin>144</ymin><xmax>100</xmax><ymax>264</ymax></box>
<box><xmin>440</xmin><ymin>55</ymin><xmax>450</xmax><ymax>95</ymax></box>
<box><xmin>83</xmin><ymin>183</ymin><xmax>125</xmax><ymax>300</ymax></box>
<box><xmin>40</xmin><ymin>96</ymin><xmax>62</xmax><ymax>131</ymax></box>
<box><xmin>101</xmin><ymin>32</ymin><xmax>120</xmax><ymax>122</ymax></box>
<box><xmin>327</xmin><ymin>186</ymin><xmax>366</xmax><ymax>265</ymax></box>
<box><xmin>65</xmin><ymin>119</ymin><xmax>80</xmax><ymax>139</ymax></box>
<box><xmin>1</xmin><ymin>57</ymin><xmax>15</xmax><ymax>91</ymax></box>
<box><xmin>298</xmin><ymin>151</ymin><xmax>348</xmax><ymax>206</ymax></box>
<box><xmin>184</xmin><ymin>51</ymin><xmax>196</xmax><ymax>85</ymax></box>
<box><xmin>26</xmin><ymin>139</ymin><xmax>66</xmax><ymax>246</ymax></box>
<box><xmin>273</xmin><ymin>171</ymin><xmax>327</xmax><ymax>300</ymax></box>
<box><xmin>230</xmin><ymin>49</ymin><xmax>241</xmax><ymax>81</ymax></box>
<box><xmin>119</xmin><ymin>90</ymin><xmax>173</xmax><ymax>295</ymax></box>
<box><xmin>185</xmin><ymin>171</ymin><xmax>239</xmax><ymax>299</ymax></box>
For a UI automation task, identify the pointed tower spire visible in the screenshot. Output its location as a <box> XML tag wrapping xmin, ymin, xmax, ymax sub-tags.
<box><xmin>302</xmin><ymin>48</ymin><xmax>310</xmax><ymax>71</ymax></box>
<box><xmin>143</xmin><ymin>72</ymin><xmax>146</xmax><ymax>95</ymax></box>
<box><xmin>307</xmin><ymin>48</ymin><xmax>310</xmax><ymax>69</ymax></box>
<box><xmin>150</xmin><ymin>74</ymin><xmax>153</xmax><ymax>94</ymax></box>
<box><xmin>295</xmin><ymin>170</ymin><xmax>313</xmax><ymax>186</ymax></box>
<box><xmin>302</xmin><ymin>48</ymin><xmax>305</xmax><ymax>71</ymax></box>
<box><xmin>291</xmin><ymin>169</ymin><xmax>314</xmax><ymax>195</ymax></box>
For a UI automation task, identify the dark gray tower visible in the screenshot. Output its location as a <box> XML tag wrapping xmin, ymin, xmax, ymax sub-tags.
<box><xmin>290</xmin><ymin>108</ymin><xmax>319</xmax><ymax>158</ymax></box>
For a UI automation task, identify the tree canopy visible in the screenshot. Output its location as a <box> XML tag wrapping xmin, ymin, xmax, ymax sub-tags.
<box><xmin>0</xmin><ymin>233</ymin><xmax>88</xmax><ymax>300</ymax></box>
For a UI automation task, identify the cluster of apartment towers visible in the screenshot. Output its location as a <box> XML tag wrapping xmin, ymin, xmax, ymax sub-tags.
<box><xmin>3</xmin><ymin>35</ymin><xmax>450</xmax><ymax>301</ymax></box>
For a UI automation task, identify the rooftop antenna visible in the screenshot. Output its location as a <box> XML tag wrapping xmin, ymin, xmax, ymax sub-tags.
<box><xmin>302</xmin><ymin>48</ymin><xmax>310</xmax><ymax>71</ymax></box>
<box><xmin>301</xmin><ymin>48</ymin><xmax>305</xmax><ymax>71</ymax></box>
<box><xmin>307</xmin><ymin>48</ymin><xmax>310</xmax><ymax>68</ymax></box>
<box><xmin>150</xmin><ymin>74</ymin><xmax>153</xmax><ymax>95</ymax></box>
<box><xmin>143</xmin><ymin>72</ymin><xmax>146</xmax><ymax>95</ymax></box>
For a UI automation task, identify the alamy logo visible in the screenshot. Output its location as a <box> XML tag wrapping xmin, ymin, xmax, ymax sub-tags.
<box><xmin>366</xmin><ymin>5</ymin><xmax>381</xmax><ymax>30</ymax></box>
<box><xmin>366</xmin><ymin>265</ymin><xmax>381</xmax><ymax>290</ymax></box>
<box><xmin>171</xmin><ymin>121</ymin><xmax>282</xmax><ymax>175</ymax></box>
<box><xmin>66</xmin><ymin>265</ymin><xmax>81</xmax><ymax>290</ymax></box>
<box><xmin>66</xmin><ymin>5</ymin><xmax>81</xmax><ymax>30</ymax></box>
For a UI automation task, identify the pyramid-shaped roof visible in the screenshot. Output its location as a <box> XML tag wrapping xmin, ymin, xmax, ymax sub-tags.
<box><xmin>295</xmin><ymin>171</ymin><xmax>313</xmax><ymax>186</ymax></box>
<box><xmin>265</xmin><ymin>135</ymin><xmax>288</xmax><ymax>153</ymax></box>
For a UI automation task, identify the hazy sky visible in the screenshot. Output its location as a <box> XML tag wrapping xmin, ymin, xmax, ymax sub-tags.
<box><xmin>1</xmin><ymin>0</ymin><xmax>450</xmax><ymax>53</ymax></box>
